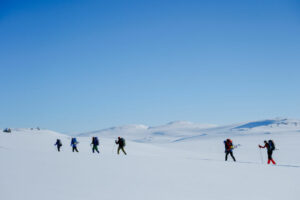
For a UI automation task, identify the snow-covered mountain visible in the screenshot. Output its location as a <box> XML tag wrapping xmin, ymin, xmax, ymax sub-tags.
<box><xmin>78</xmin><ymin>120</ymin><xmax>217</xmax><ymax>142</ymax></box>
<box><xmin>1</xmin><ymin>118</ymin><xmax>299</xmax><ymax>200</ymax></box>
<box><xmin>78</xmin><ymin>118</ymin><xmax>300</xmax><ymax>143</ymax></box>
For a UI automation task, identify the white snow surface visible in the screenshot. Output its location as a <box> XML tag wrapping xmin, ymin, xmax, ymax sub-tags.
<box><xmin>1</xmin><ymin>118</ymin><xmax>300</xmax><ymax>200</ymax></box>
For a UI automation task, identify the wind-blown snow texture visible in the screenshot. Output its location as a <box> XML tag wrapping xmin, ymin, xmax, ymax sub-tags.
<box><xmin>1</xmin><ymin>118</ymin><xmax>299</xmax><ymax>200</ymax></box>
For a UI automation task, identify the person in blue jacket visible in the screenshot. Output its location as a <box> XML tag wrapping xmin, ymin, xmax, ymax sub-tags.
<box><xmin>70</xmin><ymin>138</ymin><xmax>79</xmax><ymax>152</ymax></box>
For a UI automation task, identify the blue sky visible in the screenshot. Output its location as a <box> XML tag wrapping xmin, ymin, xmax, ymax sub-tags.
<box><xmin>1</xmin><ymin>0</ymin><xmax>300</xmax><ymax>133</ymax></box>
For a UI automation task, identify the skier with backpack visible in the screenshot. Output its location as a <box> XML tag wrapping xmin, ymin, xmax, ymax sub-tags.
<box><xmin>91</xmin><ymin>137</ymin><xmax>100</xmax><ymax>153</ymax></box>
<box><xmin>259</xmin><ymin>140</ymin><xmax>276</xmax><ymax>165</ymax></box>
<box><xmin>54</xmin><ymin>139</ymin><xmax>62</xmax><ymax>152</ymax></box>
<box><xmin>224</xmin><ymin>139</ymin><xmax>236</xmax><ymax>162</ymax></box>
<box><xmin>115</xmin><ymin>137</ymin><xmax>127</xmax><ymax>155</ymax></box>
<box><xmin>70</xmin><ymin>138</ymin><xmax>79</xmax><ymax>152</ymax></box>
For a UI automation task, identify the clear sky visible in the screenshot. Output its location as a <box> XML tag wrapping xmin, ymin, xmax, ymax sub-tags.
<box><xmin>1</xmin><ymin>0</ymin><xmax>300</xmax><ymax>133</ymax></box>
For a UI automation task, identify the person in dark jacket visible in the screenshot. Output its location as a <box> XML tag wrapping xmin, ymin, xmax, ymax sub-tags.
<box><xmin>115</xmin><ymin>137</ymin><xmax>127</xmax><ymax>155</ymax></box>
<box><xmin>224</xmin><ymin>139</ymin><xmax>236</xmax><ymax>162</ymax></box>
<box><xmin>91</xmin><ymin>137</ymin><xmax>100</xmax><ymax>153</ymax></box>
<box><xmin>70</xmin><ymin>138</ymin><xmax>79</xmax><ymax>152</ymax></box>
<box><xmin>54</xmin><ymin>139</ymin><xmax>62</xmax><ymax>152</ymax></box>
<box><xmin>259</xmin><ymin>140</ymin><xmax>276</xmax><ymax>165</ymax></box>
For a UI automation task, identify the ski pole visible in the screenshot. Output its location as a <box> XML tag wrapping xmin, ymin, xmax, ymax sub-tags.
<box><xmin>112</xmin><ymin>143</ymin><xmax>116</xmax><ymax>154</ymax></box>
<box><xmin>259</xmin><ymin>148</ymin><xmax>264</xmax><ymax>164</ymax></box>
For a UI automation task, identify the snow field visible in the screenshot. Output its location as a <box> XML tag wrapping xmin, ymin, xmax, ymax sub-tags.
<box><xmin>0</xmin><ymin>121</ymin><xmax>299</xmax><ymax>200</ymax></box>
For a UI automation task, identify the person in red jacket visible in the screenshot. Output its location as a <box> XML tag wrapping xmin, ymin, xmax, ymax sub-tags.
<box><xmin>259</xmin><ymin>140</ymin><xmax>276</xmax><ymax>165</ymax></box>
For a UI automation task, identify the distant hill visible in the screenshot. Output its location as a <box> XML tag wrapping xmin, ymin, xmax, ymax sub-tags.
<box><xmin>77</xmin><ymin>118</ymin><xmax>300</xmax><ymax>143</ymax></box>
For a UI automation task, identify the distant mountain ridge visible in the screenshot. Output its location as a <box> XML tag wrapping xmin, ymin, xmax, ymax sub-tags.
<box><xmin>233</xmin><ymin>118</ymin><xmax>300</xmax><ymax>129</ymax></box>
<box><xmin>77</xmin><ymin>118</ymin><xmax>300</xmax><ymax>143</ymax></box>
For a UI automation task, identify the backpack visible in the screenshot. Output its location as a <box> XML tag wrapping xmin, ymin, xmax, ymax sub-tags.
<box><xmin>268</xmin><ymin>140</ymin><xmax>275</xmax><ymax>151</ymax></box>
<box><xmin>224</xmin><ymin>139</ymin><xmax>232</xmax><ymax>150</ymax></box>
<box><xmin>71</xmin><ymin>138</ymin><xmax>77</xmax><ymax>145</ymax></box>
<box><xmin>227</xmin><ymin>139</ymin><xmax>233</xmax><ymax>147</ymax></box>
<box><xmin>95</xmin><ymin>137</ymin><xmax>99</xmax><ymax>145</ymax></box>
<box><xmin>120</xmin><ymin>138</ymin><xmax>126</xmax><ymax>147</ymax></box>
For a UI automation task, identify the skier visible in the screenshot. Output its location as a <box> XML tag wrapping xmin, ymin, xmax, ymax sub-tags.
<box><xmin>70</xmin><ymin>138</ymin><xmax>79</xmax><ymax>152</ymax></box>
<box><xmin>91</xmin><ymin>137</ymin><xmax>100</xmax><ymax>153</ymax></box>
<box><xmin>224</xmin><ymin>139</ymin><xmax>236</xmax><ymax>162</ymax></box>
<box><xmin>115</xmin><ymin>137</ymin><xmax>127</xmax><ymax>155</ymax></box>
<box><xmin>54</xmin><ymin>139</ymin><xmax>62</xmax><ymax>152</ymax></box>
<box><xmin>259</xmin><ymin>140</ymin><xmax>276</xmax><ymax>165</ymax></box>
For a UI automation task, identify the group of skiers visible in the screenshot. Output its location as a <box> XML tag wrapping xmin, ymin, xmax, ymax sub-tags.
<box><xmin>54</xmin><ymin>136</ymin><xmax>127</xmax><ymax>155</ymax></box>
<box><xmin>54</xmin><ymin>136</ymin><xmax>276</xmax><ymax>164</ymax></box>
<box><xmin>224</xmin><ymin>138</ymin><xmax>276</xmax><ymax>165</ymax></box>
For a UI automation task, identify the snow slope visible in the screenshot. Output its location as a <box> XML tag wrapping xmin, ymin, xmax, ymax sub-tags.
<box><xmin>0</xmin><ymin>119</ymin><xmax>300</xmax><ymax>200</ymax></box>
